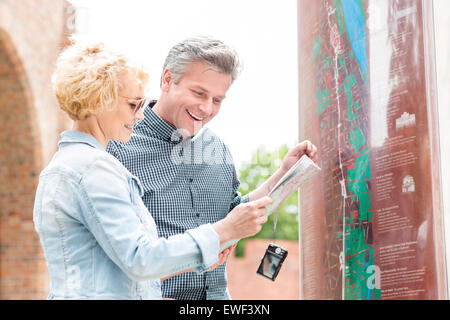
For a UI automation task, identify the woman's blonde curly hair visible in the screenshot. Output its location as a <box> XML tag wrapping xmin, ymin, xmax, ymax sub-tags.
<box><xmin>52</xmin><ymin>41</ymin><xmax>148</xmax><ymax>120</ymax></box>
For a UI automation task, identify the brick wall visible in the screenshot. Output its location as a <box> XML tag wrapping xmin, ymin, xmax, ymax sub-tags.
<box><xmin>0</xmin><ymin>0</ymin><xmax>73</xmax><ymax>299</ymax></box>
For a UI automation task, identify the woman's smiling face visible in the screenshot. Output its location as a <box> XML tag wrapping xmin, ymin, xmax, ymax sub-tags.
<box><xmin>97</xmin><ymin>71</ymin><xmax>146</xmax><ymax>143</ymax></box>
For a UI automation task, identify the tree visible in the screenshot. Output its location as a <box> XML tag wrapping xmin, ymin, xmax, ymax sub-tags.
<box><xmin>235</xmin><ymin>145</ymin><xmax>299</xmax><ymax>257</ymax></box>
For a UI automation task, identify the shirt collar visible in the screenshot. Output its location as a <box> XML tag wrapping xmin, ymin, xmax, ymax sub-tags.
<box><xmin>58</xmin><ymin>130</ymin><xmax>105</xmax><ymax>151</ymax></box>
<box><xmin>142</xmin><ymin>100</ymin><xmax>183</xmax><ymax>144</ymax></box>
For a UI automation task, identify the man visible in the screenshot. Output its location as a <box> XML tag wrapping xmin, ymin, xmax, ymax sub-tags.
<box><xmin>107</xmin><ymin>36</ymin><xmax>317</xmax><ymax>300</ymax></box>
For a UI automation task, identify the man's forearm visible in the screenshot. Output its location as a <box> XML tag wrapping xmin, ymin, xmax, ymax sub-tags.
<box><xmin>247</xmin><ymin>168</ymin><xmax>286</xmax><ymax>202</ymax></box>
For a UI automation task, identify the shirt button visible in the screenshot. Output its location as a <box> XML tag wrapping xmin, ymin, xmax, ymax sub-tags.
<box><xmin>196</xmin><ymin>213</ymin><xmax>200</xmax><ymax>217</ymax></box>
<box><xmin>189</xmin><ymin>178</ymin><xmax>193</xmax><ymax>183</ymax></box>
<box><xmin>205</xmin><ymin>286</ymin><xmax>209</xmax><ymax>290</ymax></box>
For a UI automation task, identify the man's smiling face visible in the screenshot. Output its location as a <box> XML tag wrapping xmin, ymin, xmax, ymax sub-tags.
<box><xmin>160</xmin><ymin>61</ymin><xmax>232</xmax><ymax>137</ymax></box>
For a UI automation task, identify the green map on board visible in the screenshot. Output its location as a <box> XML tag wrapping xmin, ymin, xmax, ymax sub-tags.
<box><xmin>313</xmin><ymin>0</ymin><xmax>381</xmax><ymax>300</ymax></box>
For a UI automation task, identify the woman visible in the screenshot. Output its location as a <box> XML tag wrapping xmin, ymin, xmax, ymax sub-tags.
<box><xmin>33</xmin><ymin>42</ymin><xmax>272</xmax><ymax>299</ymax></box>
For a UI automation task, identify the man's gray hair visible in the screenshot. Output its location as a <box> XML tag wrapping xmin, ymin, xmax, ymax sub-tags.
<box><xmin>161</xmin><ymin>36</ymin><xmax>241</xmax><ymax>86</ymax></box>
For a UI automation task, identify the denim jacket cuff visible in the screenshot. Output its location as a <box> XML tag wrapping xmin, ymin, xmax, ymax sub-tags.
<box><xmin>241</xmin><ymin>194</ymin><xmax>249</xmax><ymax>204</ymax></box>
<box><xmin>186</xmin><ymin>223</ymin><xmax>219</xmax><ymax>274</ymax></box>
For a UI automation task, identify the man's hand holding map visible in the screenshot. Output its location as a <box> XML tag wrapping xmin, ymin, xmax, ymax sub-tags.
<box><xmin>266</xmin><ymin>155</ymin><xmax>321</xmax><ymax>214</ymax></box>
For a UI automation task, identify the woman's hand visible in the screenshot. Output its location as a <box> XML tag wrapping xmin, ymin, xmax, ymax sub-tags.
<box><xmin>161</xmin><ymin>244</ymin><xmax>237</xmax><ymax>282</ymax></box>
<box><xmin>207</xmin><ymin>244</ymin><xmax>237</xmax><ymax>272</ymax></box>
<box><xmin>212</xmin><ymin>196</ymin><xmax>272</xmax><ymax>245</ymax></box>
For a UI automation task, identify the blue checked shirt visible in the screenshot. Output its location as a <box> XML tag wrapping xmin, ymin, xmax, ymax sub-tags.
<box><xmin>107</xmin><ymin>101</ymin><xmax>248</xmax><ymax>300</ymax></box>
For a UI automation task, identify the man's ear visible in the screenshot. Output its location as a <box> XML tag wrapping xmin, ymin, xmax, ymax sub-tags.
<box><xmin>161</xmin><ymin>68</ymin><xmax>173</xmax><ymax>92</ymax></box>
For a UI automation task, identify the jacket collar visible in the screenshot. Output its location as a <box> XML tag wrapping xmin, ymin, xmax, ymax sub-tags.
<box><xmin>58</xmin><ymin>130</ymin><xmax>105</xmax><ymax>151</ymax></box>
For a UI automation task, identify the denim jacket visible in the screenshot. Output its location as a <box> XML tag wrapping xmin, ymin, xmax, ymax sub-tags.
<box><xmin>33</xmin><ymin>130</ymin><xmax>220</xmax><ymax>299</ymax></box>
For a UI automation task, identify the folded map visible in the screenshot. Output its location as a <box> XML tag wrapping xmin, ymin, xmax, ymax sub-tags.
<box><xmin>220</xmin><ymin>155</ymin><xmax>321</xmax><ymax>252</ymax></box>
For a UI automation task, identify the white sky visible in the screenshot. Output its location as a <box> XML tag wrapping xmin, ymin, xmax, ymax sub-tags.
<box><xmin>68</xmin><ymin>0</ymin><xmax>299</xmax><ymax>169</ymax></box>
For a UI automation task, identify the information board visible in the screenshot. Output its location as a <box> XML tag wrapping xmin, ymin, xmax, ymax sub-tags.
<box><xmin>298</xmin><ymin>0</ymin><xmax>446</xmax><ymax>300</ymax></box>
